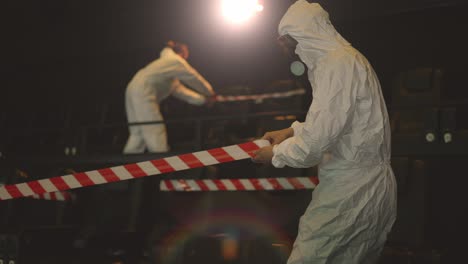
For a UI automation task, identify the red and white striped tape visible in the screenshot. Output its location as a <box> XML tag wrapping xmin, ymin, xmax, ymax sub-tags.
<box><xmin>160</xmin><ymin>176</ymin><xmax>319</xmax><ymax>192</ymax></box>
<box><xmin>215</xmin><ymin>89</ymin><xmax>305</xmax><ymax>103</ymax></box>
<box><xmin>0</xmin><ymin>140</ymin><xmax>270</xmax><ymax>201</ymax></box>
<box><xmin>30</xmin><ymin>191</ymin><xmax>73</xmax><ymax>201</ymax></box>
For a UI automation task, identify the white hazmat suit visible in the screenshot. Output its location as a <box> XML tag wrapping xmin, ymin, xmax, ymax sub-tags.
<box><xmin>273</xmin><ymin>1</ymin><xmax>397</xmax><ymax>263</ymax></box>
<box><xmin>124</xmin><ymin>47</ymin><xmax>214</xmax><ymax>153</ymax></box>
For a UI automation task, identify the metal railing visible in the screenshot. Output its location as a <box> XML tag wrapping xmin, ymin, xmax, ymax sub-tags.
<box><xmin>75</xmin><ymin>110</ymin><xmax>307</xmax><ymax>155</ymax></box>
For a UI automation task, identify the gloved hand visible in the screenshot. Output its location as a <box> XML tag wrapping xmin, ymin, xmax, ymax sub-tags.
<box><xmin>204</xmin><ymin>94</ymin><xmax>217</xmax><ymax>107</ymax></box>
<box><xmin>252</xmin><ymin>145</ymin><xmax>274</xmax><ymax>164</ymax></box>
<box><xmin>261</xmin><ymin>127</ymin><xmax>294</xmax><ymax>145</ymax></box>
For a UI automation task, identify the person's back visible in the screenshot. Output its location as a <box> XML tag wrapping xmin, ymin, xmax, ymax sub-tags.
<box><xmin>298</xmin><ymin>45</ymin><xmax>396</xmax><ymax>264</ymax></box>
<box><xmin>314</xmin><ymin>47</ymin><xmax>391</xmax><ymax>171</ymax></box>
<box><xmin>128</xmin><ymin>47</ymin><xmax>186</xmax><ymax>104</ymax></box>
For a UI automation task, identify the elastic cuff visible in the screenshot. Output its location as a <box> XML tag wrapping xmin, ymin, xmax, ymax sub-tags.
<box><xmin>272</xmin><ymin>145</ymin><xmax>286</xmax><ymax>168</ymax></box>
<box><xmin>291</xmin><ymin>121</ymin><xmax>303</xmax><ymax>137</ymax></box>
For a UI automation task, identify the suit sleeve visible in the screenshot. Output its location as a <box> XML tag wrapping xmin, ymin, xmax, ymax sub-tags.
<box><xmin>171</xmin><ymin>79</ymin><xmax>206</xmax><ymax>105</ymax></box>
<box><xmin>172</xmin><ymin>59</ymin><xmax>214</xmax><ymax>96</ymax></box>
<box><xmin>272</xmin><ymin>58</ymin><xmax>358</xmax><ymax>168</ymax></box>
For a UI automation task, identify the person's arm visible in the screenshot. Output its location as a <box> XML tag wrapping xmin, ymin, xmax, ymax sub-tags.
<box><xmin>290</xmin><ymin>121</ymin><xmax>304</xmax><ymax>137</ymax></box>
<box><xmin>171</xmin><ymin>79</ymin><xmax>206</xmax><ymax>105</ymax></box>
<box><xmin>272</xmin><ymin>59</ymin><xmax>357</xmax><ymax>168</ymax></box>
<box><xmin>173</xmin><ymin>59</ymin><xmax>215</xmax><ymax>97</ymax></box>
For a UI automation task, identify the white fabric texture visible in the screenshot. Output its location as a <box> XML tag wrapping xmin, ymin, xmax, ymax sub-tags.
<box><xmin>274</xmin><ymin>1</ymin><xmax>397</xmax><ymax>263</ymax></box>
<box><xmin>124</xmin><ymin>47</ymin><xmax>214</xmax><ymax>153</ymax></box>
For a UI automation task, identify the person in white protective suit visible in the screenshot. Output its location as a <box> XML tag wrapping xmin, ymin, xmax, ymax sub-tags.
<box><xmin>252</xmin><ymin>1</ymin><xmax>397</xmax><ymax>263</ymax></box>
<box><xmin>123</xmin><ymin>41</ymin><xmax>215</xmax><ymax>153</ymax></box>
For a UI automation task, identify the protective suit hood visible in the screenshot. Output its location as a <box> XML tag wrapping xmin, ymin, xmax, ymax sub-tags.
<box><xmin>278</xmin><ymin>0</ymin><xmax>350</xmax><ymax>68</ymax></box>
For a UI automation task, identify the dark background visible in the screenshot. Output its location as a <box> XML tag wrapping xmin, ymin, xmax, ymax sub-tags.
<box><xmin>1</xmin><ymin>1</ymin><xmax>468</xmax><ymax>263</ymax></box>
<box><xmin>2</xmin><ymin>0</ymin><xmax>467</xmax><ymax>120</ymax></box>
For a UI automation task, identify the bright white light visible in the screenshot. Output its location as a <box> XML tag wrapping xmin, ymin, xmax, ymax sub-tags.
<box><xmin>222</xmin><ymin>0</ymin><xmax>263</xmax><ymax>24</ymax></box>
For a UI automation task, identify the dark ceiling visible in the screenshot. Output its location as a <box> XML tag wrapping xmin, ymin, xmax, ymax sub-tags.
<box><xmin>2</xmin><ymin>0</ymin><xmax>465</xmax><ymax>63</ymax></box>
<box><xmin>1</xmin><ymin>0</ymin><xmax>467</xmax><ymax>112</ymax></box>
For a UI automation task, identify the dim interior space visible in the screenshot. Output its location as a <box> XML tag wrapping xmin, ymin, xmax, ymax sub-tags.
<box><xmin>1</xmin><ymin>0</ymin><xmax>468</xmax><ymax>263</ymax></box>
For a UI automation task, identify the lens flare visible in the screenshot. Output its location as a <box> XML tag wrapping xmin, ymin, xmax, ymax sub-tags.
<box><xmin>157</xmin><ymin>209</ymin><xmax>293</xmax><ymax>263</ymax></box>
<box><xmin>290</xmin><ymin>61</ymin><xmax>306</xmax><ymax>76</ymax></box>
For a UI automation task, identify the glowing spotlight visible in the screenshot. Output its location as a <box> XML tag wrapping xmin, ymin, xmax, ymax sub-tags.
<box><xmin>222</xmin><ymin>0</ymin><xmax>263</xmax><ymax>24</ymax></box>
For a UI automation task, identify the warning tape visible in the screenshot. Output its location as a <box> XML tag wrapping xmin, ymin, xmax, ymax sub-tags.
<box><xmin>0</xmin><ymin>140</ymin><xmax>270</xmax><ymax>201</ymax></box>
<box><xmin>215</xmin><ymin>89</ymin><xmax>305</xmax><ymax>102</ymax></box>
<box><xmin>160</xmin><ymin>176</ymin><xmax>319</xmax><ymax>192</ymax></box>
<box><xmin>30</xmin><ymin>191</ymin><xmax>73</xmax><ymax>201</ymax></box>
